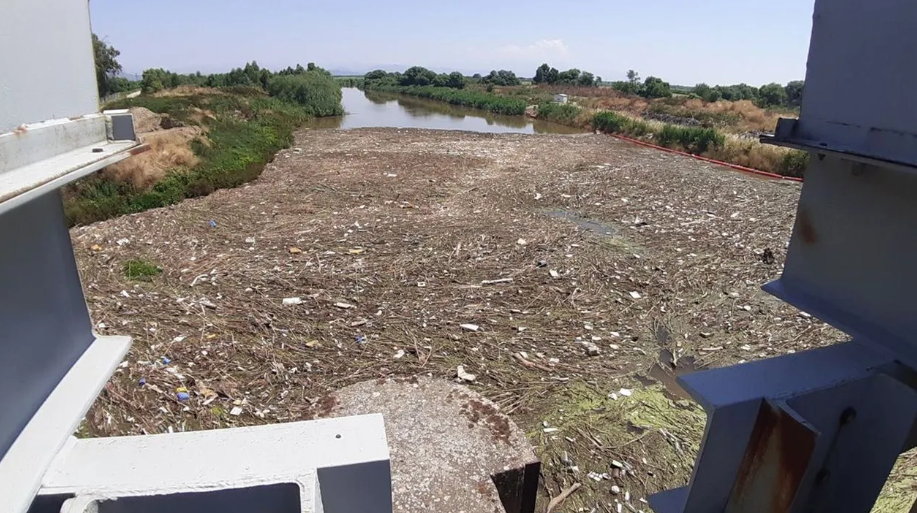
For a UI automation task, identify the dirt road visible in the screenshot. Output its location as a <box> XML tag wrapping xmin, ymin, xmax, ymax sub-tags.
<box><xmin>74</xmin><ymin>128</ymin><xmax>840</xmax><ymax>510</ymax></box>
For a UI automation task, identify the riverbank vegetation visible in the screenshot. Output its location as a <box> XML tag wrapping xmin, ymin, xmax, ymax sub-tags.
<box><xmin>524</xmin><ymin>67</ymin><xmax>810</xmax><ymax>177</ymax></box>
<box><xmin>364</xmin><ymin>67</ymin><xmax>526</xmax><ymax>115</ymax></box>
<box><xmin>68</xmin><ymin>62</ymin><xmax>343</xmax><ymax>225</ymax></box>
<box><xmin>357</xmin><ymin>64</ymin><xmax>808</xmax><ymax>177</ymax></box>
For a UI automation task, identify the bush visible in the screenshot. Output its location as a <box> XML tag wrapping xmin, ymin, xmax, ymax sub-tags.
<box><xmin>536</xmin><ymin>102</ymin><xmax>582</xmax><ymax>124</ymax></box>
<box><xmin>267</xmin><ymin>73</ymin><xmax>344</xmax><ymax>116</ymax></box>
<box><xmin>778</xmin><ymin>150</ymin><xmax>809</xmax><ymax>178</ymax></box>
<box><xmin>592</xmin><ymin>111</ymin><xmax>650</xmax><ymax>136</ymax></box>
<box><xmin>657</xmin><ymin>125</ymin><xmax>724</xmax><ymax>154</ymax></box>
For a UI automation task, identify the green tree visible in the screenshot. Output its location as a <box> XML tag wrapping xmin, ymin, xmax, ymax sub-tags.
<box><xmin>365</xmin><ymin>69</ymin><xmax>388</xmax><ymax>81</ymax></box>
<box><xmin>758</xmin><ymin>82</ymin><xmax>788</xmax><ymax>107</ymax></box>
<box><xmin>402</xmin><ymin>66</ymin><xmax>437</xmax><ymax>86</ymax></box>
<box><xmin>641</xmin><ymin>76</ymin><xmax>672</xmax><ymax>98</ymax></box>
<box><xmin>140</xmin><ymin>68</ymin><xmax>170</xmax><ymax>94</ymax></box>
<box><xmin>577</xmin><ymin>71</ymin><xmax>597</xmax><ymax>87</ymax></box>
<box><xmin>481</xmin><ymin>70</ymin><xmax>521</xmax><ymax>86</ymax></box>
<box><xmin>534</xmin><ymin>63</ymin><xmax>551</xmax><ymax>84</ymax></box>
<box><xmin>92</xmin><ymin>34</ymin><xmax>123</xmax><ymax>97</ymax></box>
<box><xmin>626</xmin><ymin>70</ymin><xmax>640</xmax><ymax>85</ymax></box>
<box><xmin>446</xmin><ymin>72</ymin><xmax>466</xmax><ymax>89</ymax></box>
<box><xmin>785</xmin><ymin>80</ymin><xmax>805</xmax><ymax>107</ymax></box>
<box><xmin>557</xmin><ymin>69</ymin><xmax>581</xmax><ymax>84</ymax></box>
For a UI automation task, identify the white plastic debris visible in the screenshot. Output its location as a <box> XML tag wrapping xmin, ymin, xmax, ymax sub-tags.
<box><xmin>116</xmin><ymin>238</ymin><xmax>130</xmax><ymax>246</ymax></box>
<box><xmin>587</xmin><ymin>472</ymin><xmax>606</xmax><ymax>482</ymax></box>
<box><xmin>282</xmin><ymin>297</ymin><xmax>303</xmax><ymax>306</ymax></box>
<box><xmin>534</xmin><ymin>193</ymin><xmax>543</xmax><ymax>200</ymax></box>
<box><xmin>611</xmin><ymin>460</ymin><xmax>625</xmax><ymax>469</ymax></box>
<box><xmin>456</xmin><ymin>365</ymin><xmax>476</xmax><ymax>382</ymax></box>
<box><xmin>516</xmin><ymin>238</ymin><xmax>528</xmax><ymax>246</ymax></box>
<box><xmin>610</xmin><ymin>344</ymin><xmax>620</xmax><ymax>350</ymax></box>
<box><xmin>611</xmin><ymin>485</ymin><xmax>621</xmax><ymax>495</ymax></box>
<box><xmin>629</xmin><ymin>291</ymin><xmax>642</xmax><ymax>299</ymax></box>
<box><xmin>393</xmin><ymin>349</ymin><xmax>405</xmax><ymax>359</ymax></box>
<box><xmin>543</xmin><ymin>427</ymin><xmax>559</xmax><ymax>434</ymax></box>
<box><xmin>481</xmin><ymin>278</ymin><xmax>514</xmax><ymax>285</ymax></box>
<box><xmin>584</xmin><ymin>343</ymin><xmax>601</xmax><ymax>356</ymax></box>
<box><xmin>460</xmin><ymin>323</ymin><xmax>481</xmax><ymax>332</ymax></box>
<box><xmin>334</xmin><ymin>302</ymin><xmax>355</xmax><ymax>309</ymax></box>
<box><xmin>618</xmin><ymin>388</ymin><xmax>633</xmax><ymax>397</ymax></box>
<box><xmin>172</xmin><ymin>335</ymin><xmax>187</xmax><ymax>343</ymax></box>
<box><xmin>799</xmin><ymin>311</ymin><xmax>812</xmax><ymax>318</ymax></box>
<box><xmin>229</xmin><ymin>406</ymin><xmax>243</xmax><ymax>416</ymax></box>
<box><xmin>245</xmin><ymin>237</ymin><xmax>256</xmax><ymax>244</ymax></box>
<box><xmin>549</xmin><ymin>269</ymin><xmax>560</xmax><ymax>278</ymax></box>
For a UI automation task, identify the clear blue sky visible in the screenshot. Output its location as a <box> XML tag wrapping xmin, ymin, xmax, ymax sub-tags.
<box><xmin>90</xmin><ymin>0</ymin><xmax>814</xmax><ymax>86</ymax></box>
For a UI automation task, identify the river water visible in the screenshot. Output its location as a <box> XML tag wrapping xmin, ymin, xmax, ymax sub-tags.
<box><xmin>306</xmin><ymin>88</ymin><xmax>584</xmax><ymax>135</ymax></box>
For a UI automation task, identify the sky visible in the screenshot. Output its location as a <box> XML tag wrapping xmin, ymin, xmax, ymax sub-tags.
<box><xmin>90</xmin><ymin>0</ymin><xmax>815</xmax><ymax>87</ymax></box>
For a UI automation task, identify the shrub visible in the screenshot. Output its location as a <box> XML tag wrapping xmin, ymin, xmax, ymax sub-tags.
<box><xmin>267</xmin><ymin>72</ymin><xmax>343</xmax><ymax>116</ymax></box>
<box><xmin>536</xmin><ymin>102</ymin><xmax>582</xmax><ymax>124</ymax></box>
<box><xmin>657</xmin><ymin>125</ymin><xmax>724</xmax><ymax>154</ymax></box>
<box><xmin>778</xmin><ymin>149</ymin><xmax>809</xmax><ymax>178</ymax></box>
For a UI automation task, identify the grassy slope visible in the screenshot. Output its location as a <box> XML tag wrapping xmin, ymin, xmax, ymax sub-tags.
<box><xmin>65</xmin><ymin>91</ymin><xmax>309</xmax><ymax>226</ymax></box>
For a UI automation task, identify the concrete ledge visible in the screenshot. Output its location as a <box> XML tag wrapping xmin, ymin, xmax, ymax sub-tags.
<box><xmin>39</xmin><ymin>415</ymin><xmax>391</xmax><ymax>513</ymax></box>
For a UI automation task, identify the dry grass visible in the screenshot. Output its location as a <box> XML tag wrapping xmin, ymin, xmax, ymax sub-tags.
<box><xmin>103</xmin><ymin>127</ymin><xmax>202</xmax><ymax>189</ymax></box>
<box><xmin>706</xmin><ymin>136</ymin><xmax>795</xmax><ymax>173</ymax></box>
<box><xmin>521</xmin><ymin>85</ymin><xmax>784</xmax><ymax>134</ymax></box>
<box><xmin>678</xmin><ymin>99</ymin><xmax>781</xmax><ymax>133</ymax></box>
<box><xmin>154</xmin><ymin>86</ymin><xmax>224</xmax><ymax>97</ymax></box>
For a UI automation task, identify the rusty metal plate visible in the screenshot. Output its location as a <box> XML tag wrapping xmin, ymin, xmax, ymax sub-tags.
<box><xmin>725</xmin><ymin>401</ymin><xmax>817</xmax><ymax>513</ymax></box>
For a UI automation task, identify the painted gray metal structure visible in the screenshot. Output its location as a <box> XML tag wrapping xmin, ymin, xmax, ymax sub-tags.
<box><xmin>0</xmin><ymin>2</ymin><xmax>393</xmax><ymax>512</ymax></box>
<box><xmin>650</xmin><ymin>0</ymin><xmax>917</xmax><ymax>511</ymax></box>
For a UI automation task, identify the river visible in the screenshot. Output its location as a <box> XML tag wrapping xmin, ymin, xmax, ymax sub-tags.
<box><xmin>306</xmin><ymin>88</ymin><xmax>584</xmax><ymax>135</ymax></box>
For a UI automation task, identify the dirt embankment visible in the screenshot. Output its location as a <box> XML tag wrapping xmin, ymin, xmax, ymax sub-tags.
<box><xmin>102</xmin><ymin>107</ymin><xmax>208</xmax><ymax>189</ymax></box>
<box><xmin>74</xmin><ymin>128</ymin><xmax>840</xmax><ymax>510</ymax></box>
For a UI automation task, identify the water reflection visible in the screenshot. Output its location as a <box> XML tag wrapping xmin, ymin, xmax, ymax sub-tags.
<box><xmin>306</xmin><ymin>88</ymin><xmax>584</xmax><ymax>135</ymax></box>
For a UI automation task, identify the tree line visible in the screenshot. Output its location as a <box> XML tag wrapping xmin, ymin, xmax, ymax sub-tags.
<box><xmin>691</xmin><ymin>81</ymin><xmax>804</xmax><ymax>108</ymax></box>
<box><xmin>533</xmin><ymin>63</ymin><xmax>601</xmax><ymax>87</ymax></box>
<box><xmin>139</xmin><ymin>61</ymin><xmax>342</xmax><ymax>116</ymax></box>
